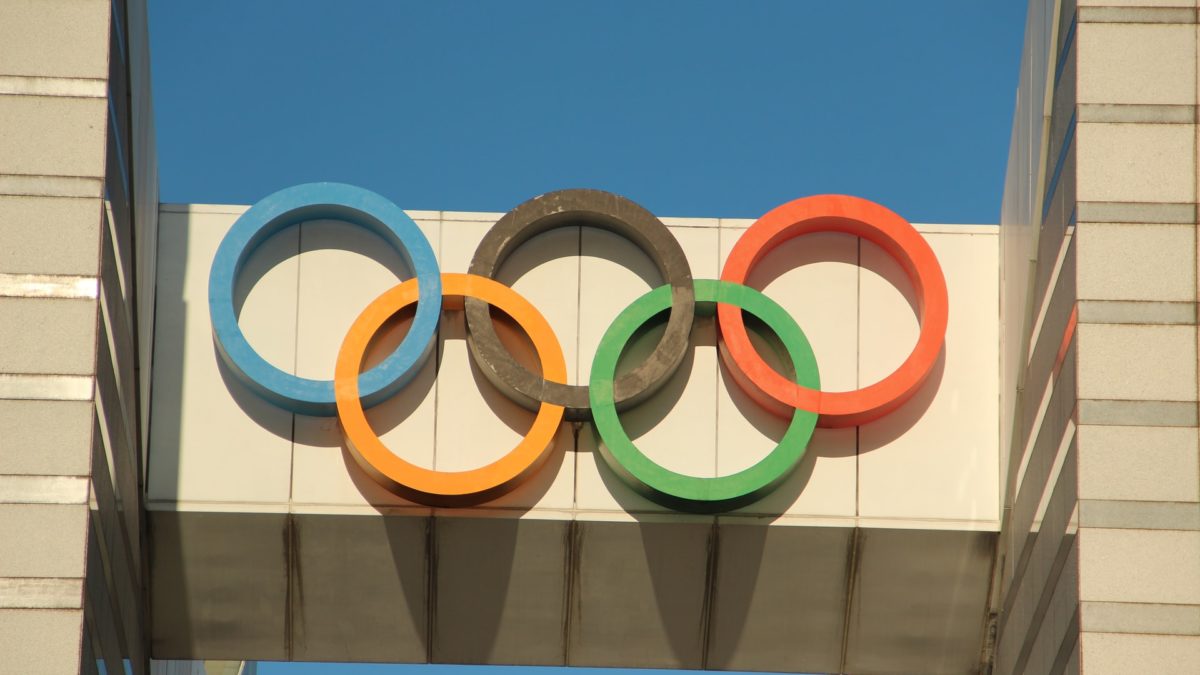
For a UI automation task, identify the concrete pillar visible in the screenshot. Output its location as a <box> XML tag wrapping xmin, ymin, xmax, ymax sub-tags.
<box><xmin>997</xmin><ymin>2</ymin><xmax>1200</xmax><ymax>673</ymax></box>
<box><xmin>1072</xmin><ymin>1</ymin><xmax>1200</xmax><ymax>672</ymax></box>
<box><xmin>0</xmin><ymin>1</ymin><xmax>112</xmax><ymax>673</ymax></box>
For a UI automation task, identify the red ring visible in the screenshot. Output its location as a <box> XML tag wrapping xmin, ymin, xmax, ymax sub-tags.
<box><xmin>717</xmin><ymin>194</ymin><xmax>948</xmax><ymax>428</ymax></box>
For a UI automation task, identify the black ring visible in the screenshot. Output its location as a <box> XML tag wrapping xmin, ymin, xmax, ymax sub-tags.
<box><xmin>465</xmin><ymin>189</ymin><xmax>695</xmax><ymax>421</ymax></box>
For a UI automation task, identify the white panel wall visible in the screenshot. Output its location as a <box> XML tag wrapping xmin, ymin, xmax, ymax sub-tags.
<box><xmin>858</xmin><ymin>229</ymin><xmax>1001</xmax><ymax>524</ymax></box>
<box><xmin>149</xmin><ymin>205</ymin><xmax>1000</xmax><ymax>530</ymax></box>
<box><xmin>149</xmin><ymin>207</ymin><xmax>294</xmax><ymax>507</ymax></box>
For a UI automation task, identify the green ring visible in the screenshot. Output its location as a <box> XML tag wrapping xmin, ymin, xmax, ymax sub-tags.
<box><xmin>589</xmin><ymin>279</ymin><xmax>821</xmax><ymax>513</ymax></box>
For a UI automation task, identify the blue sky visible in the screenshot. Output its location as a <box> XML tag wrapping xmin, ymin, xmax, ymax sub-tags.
<box><xmin>150</xmin><ymin>0</ymin><xmax>1026</xmax><ymax>224</ymax></box>
<box><xmin>148</xmin><ymin>2</ymin><xmax>1026</xmax><ymax>673</ymax></box>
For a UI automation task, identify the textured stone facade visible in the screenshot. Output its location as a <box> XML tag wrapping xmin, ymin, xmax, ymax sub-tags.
<box><xmin>0</xmin><ymin>1</ymin><xmax>158</xmax><ymax>673</ymax></box>
<box><xmin>995</xmin><ymin>1</ymin><xmax>1200</xmax><ymax>673</ymax></box>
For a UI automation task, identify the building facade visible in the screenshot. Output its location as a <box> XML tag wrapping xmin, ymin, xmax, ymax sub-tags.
<box><xmin>0</xmin><ymin>1</ymin><xmax>1197</xmax><ymax>674</ymax></box>
<box><xmin>994</xmin><ymin>0</ymin><xmax>1200</xmax><ymax>672</ymax></box>
<box><xmin>1</xmin><ymin>0</ymin><xmax>158</xmax><ymax>672</ymax></box>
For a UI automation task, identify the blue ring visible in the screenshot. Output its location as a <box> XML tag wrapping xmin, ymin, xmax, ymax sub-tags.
<box><xmin>208</xmin><ymin>183</ymin><xmax>442</xmax><ymax>416</ymax></box>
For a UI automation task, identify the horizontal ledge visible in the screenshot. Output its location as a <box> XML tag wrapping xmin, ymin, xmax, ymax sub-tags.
<box><xmin>1076</xmin><ymin>201</ymin><xmax>1197</xmax><ymax>225</ymax></box>
<box><xmin>0</xmin><ymin>76</ymin><xmax>106</xmax><ymax>99</ymax></box>
<box><xmin>159</xmin><ymin>203</ymin><xmax>443</xmax><ymax>222</ymax></box>
<box><xmin>0</xmin><ymin>175</ymin><xmax>103</xmax><ymax>199</ymax></box>
<box><xmin>0</xmin><ymin>578</ymin><xmax>84</xmax><ymax>609</ymax></box>
<box><xmin>1078</xmin><ymin>399</ymin><xmax>1199</xmax><ymax>427</ymax></box>
<box><xmin>1078</xmin><ymin>6</ymin><xmax>1199</xmax><ymax>24</ymax></box>
<box><xmin>0</xmin><ymin>274</ymin><xmax>97</xmax><ymax>300</ymax></box>
<box><xmin>1077</xmin><ymin>300</ymin><xmax>1197</xmax><ymax>325</ymax></box>
<box><xmin>143</xmin><ymin>501</ymin><xmax>1000</xmax><ymax>531</ymax></box>
<box><xmin>159</xmin><ymin>203</ymin><xmax>996</xmax><ymax>236</ymax></box>
<box><xmin>440</xmin><ymin>210</ymin><xmax>505</xmax><ymax>222</ymax></box>
<box><xmin>1078</xmin><ymin>104</ymin><xmax>1196</xmax><ymax>125</ymax></box>
<box><xmin>0</xmin><ymin>374</ymin><xmax>94</xmax><ymax>401</ymax></box>
<box><xmin>0</xmin><ymin>476</ymin><xmax>89</xmax><ymax>505</ymax></box>
<box><xmin>1080</xmin><ymin>499</ymin><xmax>1200</xmax><ymax>531</ymax></box>
<box><xmin>1081</xmin><ymin>601</ymin><xmax>1200</xmax><ymax>636</ymax></box>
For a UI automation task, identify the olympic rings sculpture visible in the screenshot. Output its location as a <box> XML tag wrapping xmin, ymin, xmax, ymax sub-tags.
<box><xmin>210</xmin><ymin>182</ymin><xmax>948</xmax><ymax>513</ymax></box>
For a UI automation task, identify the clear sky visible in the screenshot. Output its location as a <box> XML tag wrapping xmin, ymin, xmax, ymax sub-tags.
<box><xmin>148</xmin><ymin>2</ymin><xmax>1027</xmax><ymax>673</ymax></box>
<box><xmin>149</xmin><ymin>0</ymin><xmax>1026</xmax><ymax>224</ymax></box>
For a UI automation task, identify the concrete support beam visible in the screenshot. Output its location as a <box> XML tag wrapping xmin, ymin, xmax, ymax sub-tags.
<box><xmin>148</xmin><ymin>511</ymin><xmax>995</xmax><ymax>674</ymax></box>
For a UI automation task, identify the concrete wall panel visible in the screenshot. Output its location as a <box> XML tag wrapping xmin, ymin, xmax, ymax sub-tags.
<box><xmin>147</xmin><ymin>209</ymin><xmax>294</xmax><ymax>506</ymax></box>
<box><xmin>1079</xmin><ymin>528</ymin><xmax>1200</xmax><ymax>605</ymax></box>
<box><xmin>149</xmin><ymin>511</ymin><xmax>288</xmax><ymax>660</ymax></box>
<box><xmin>1077</xmin><ymin>324</ymin><xmax>1196</xmax><ymax>402</ymax></box>
<box><xmin>0</xmin><ymin>196</ymin><xmax>102</xmax><ymax>275</ymax></box>
<box><xmin>0</xmin><ymin>400</ymin><xmax>93</xmax><ymax>476</ymax></box>
<box><xmin>707</xmin><ymin>523</ymin><xmax>850</xmax><ymax>673</ymax></box>
<box><xmin>0</xmin><ymin>298</ymin><xmax>97</xmax><ymax>376</ymax></box>
<box><xmin>567</xmin><ymin>519</ymin><xmax>710</xmax><ymax>669</ymax></box>
<box><xmin>717</xmin><ymin>226</ymin><xmax>859</xmax><ymax>517</ymax></box>
<box><xmin>0</xmin><ymin>608</ymin><xmax>85</xmax><ymax>674</ymax></box>
<box><xmin>1076</xmin><ymin>123</ymin><xmax>1195</xmax><ymax>204</ymax></box>
<box><xmin>0</xmin><ymin>504</ymin><xmax>88</xmax><ymax>578</ymax></box>
<box><xmin>1078</xmin><ymin>22</ymin><xmax>1196</xmax><ymax>104</ymax></box>
<box><xmin>0</xmin><ymin>95</ymin><xmax>107</xmax><ymax>178</ymax></box>
<box><xmin>433</xmin><ymin>517</ymin><xmax>568</xmax><ymax>665</ymax></box>
<box><xmin>1076</xmin><ymin>223</ymin><xmax>1196</xmax><ymax>302</ymax></box>
<box><xmin>290</xmin><ymin>514</ymin><xmax>428</xmax><ymax>662</ymax></box>
<box><xmin>1080</xmin><ymin>632</ymin><xmax>1200</xmax><ymax>675</ymax></box>
<box><xmin>0</xmin><ymin>0</ymin><xmax>110</xmax><ymax>79</ymax></box>
<box><xmin>1077</xmin><ymin>425</ymin><xmax>1200</xmax><ymax>502</ymax></box>
<box><xmin>859</xmin><ymin>232</ymin><xmax>1000</xmax><ymax>523</ymax></box>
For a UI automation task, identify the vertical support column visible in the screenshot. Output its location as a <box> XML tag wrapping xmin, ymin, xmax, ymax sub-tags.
<box><xmin>0</xmin><ymin>1</ymin><xmax>112</xmax><ymax>673</ymax></box>
<box><xmin>1073</xmin><ymin>1</ymin><xmax>1200</xmax><ymax>672</ymax></box>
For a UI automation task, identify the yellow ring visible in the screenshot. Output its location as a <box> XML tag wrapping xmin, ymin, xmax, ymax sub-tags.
<box><xmin>335</xmin><ymin>273</ymin><xmax>567</xmax><ymax>506</ymax></box>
